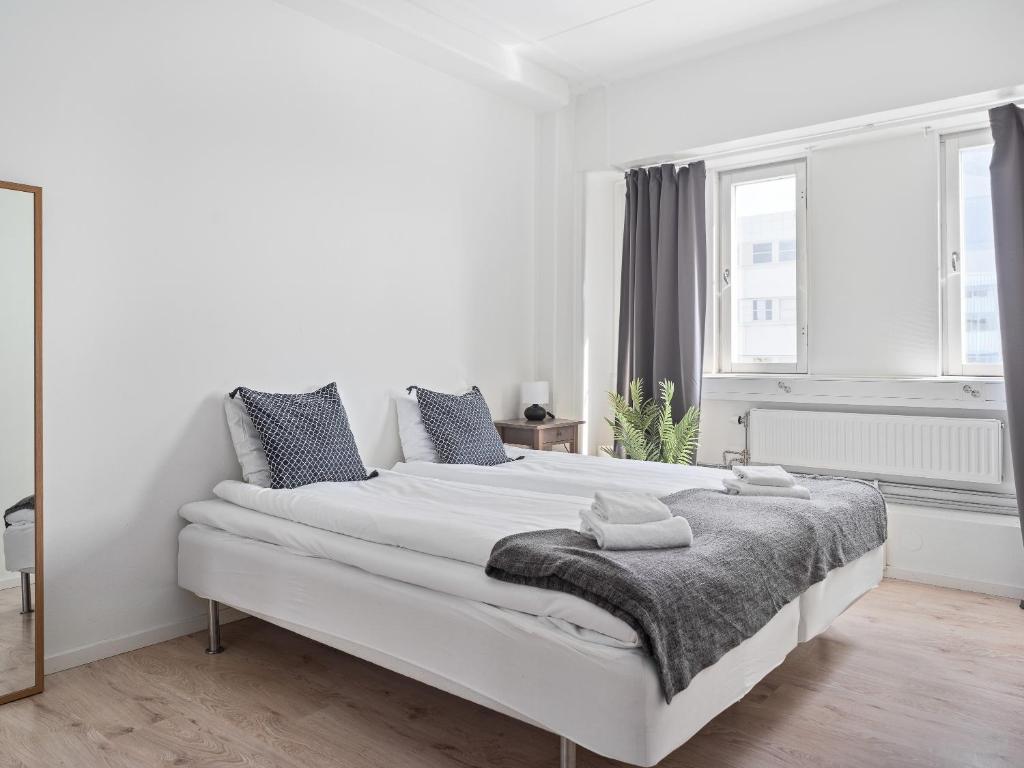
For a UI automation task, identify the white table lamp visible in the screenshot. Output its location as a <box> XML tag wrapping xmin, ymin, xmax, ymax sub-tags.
<box><xmin>521</xmin><ymin>381</ymin><xmax>550</xmax><ymax>421</ymax></box>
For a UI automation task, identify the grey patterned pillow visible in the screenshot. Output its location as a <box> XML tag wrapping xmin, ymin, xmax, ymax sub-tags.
<box><xmin>412</xmin><ymin>386</ymin><xmax>513</xmax><ymax>466</ymax></box>
<box><xmin>233</xmin><ymin>383</ymin><xmax>371</xmax><ymax>489</ymax></box>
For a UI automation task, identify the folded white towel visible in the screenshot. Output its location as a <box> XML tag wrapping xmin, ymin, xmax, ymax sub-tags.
<box><xmin>722</xmin><ymin>478</ymin><xmax>811</xmax><ymax>500</ymax></box>
<box><xmin>732</xmin><ymin>465</ymin><xmax>796</xmax><ymax>487</ymax></box>
<box><xmin>579</xmin><ymin>510</ymin><xmax>693</xmax><ymax>550</ymax></box>
<box><xmin>591</xmin><ymin>490</ymin><xmax>672</xmax><ymax>524</ymax></box>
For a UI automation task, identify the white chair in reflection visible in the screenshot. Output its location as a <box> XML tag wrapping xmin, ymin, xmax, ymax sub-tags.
<box><xmin>3</xmin><ymin>498</ymin><xmax>35</xmax><ymax>615</ymax></box>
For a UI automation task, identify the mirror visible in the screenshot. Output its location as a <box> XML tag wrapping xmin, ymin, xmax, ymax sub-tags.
<box><xmin>0</xmin><ymin>180</ymin><xmax>42</xmax><ymax>704</ymax></box>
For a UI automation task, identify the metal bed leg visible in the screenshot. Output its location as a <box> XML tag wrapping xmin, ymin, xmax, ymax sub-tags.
<box><xmin>205</xmin><ymin>599</ymin><xmax>224</xmax><ymax>654</ymax></box>
<box><xmin>560</xmin><ymin>737</ymin><xmax>576</xmax><ymax>768</ymax></box>
<box><xmin>19</xmin><ymin>572</ymin><xmax>32</xmax><ymax>614</ymax></box>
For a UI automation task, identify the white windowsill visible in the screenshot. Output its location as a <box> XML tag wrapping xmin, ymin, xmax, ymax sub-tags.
<box><xmin>702</xmin><ymin>373</ymin><xmax>1006</xmax><ymax>411</ymax></box>
<box><xmin>705</xmin><ymin>372</ymin><xmax>1005</xmax><ymax>380</ymax></box>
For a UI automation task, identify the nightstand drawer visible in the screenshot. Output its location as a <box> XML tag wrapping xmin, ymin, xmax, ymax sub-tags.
<box><xmin>501</xmin><ymin>427</ymin><xmax>535</xmax><ymax>447</ymax></box>
<box><xmin>546</xmin><ymin>426</ymin><xmax>577</xmax><ymax>445</ymax></box>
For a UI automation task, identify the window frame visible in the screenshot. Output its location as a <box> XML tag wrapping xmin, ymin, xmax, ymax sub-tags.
<box><xmin>941</xmin><ymin>128</ymin><xmax>1002</xmax><ymax>377</ymax></box>
<box><xmin>717</xmin><ymin>159</ymin><xmax>808</xmax><ymax>374</ymax></box>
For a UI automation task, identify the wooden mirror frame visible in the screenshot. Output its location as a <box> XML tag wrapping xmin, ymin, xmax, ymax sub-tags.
<box><xmin>0</xmin><ymin>180</ymin><xmax>43</xmax><ymax>705</ymax></box>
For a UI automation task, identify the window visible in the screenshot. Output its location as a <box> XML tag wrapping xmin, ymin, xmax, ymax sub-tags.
<box><xmin>750</xmin><ymin>242</ymin><xmax>773</xmax><ymax>264</ymax></box>
<box><xmin>741</xmin><ymin>298</ymin><xmax>777</xmax><ymax>323</ymax></box>
<box><xmin>942</xmin><ymin>129</ymin><xmax>1002</xmax><ymax>376</ymax></box>
<box><xmin>718</xmin><ymin>160</ymin><xmax>807</xmax><ymax>373</ymax></box>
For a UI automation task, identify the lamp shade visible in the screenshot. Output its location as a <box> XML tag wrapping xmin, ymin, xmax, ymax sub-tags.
<box><xmin>520</xmin><ymin>381</ymin><xmax>550</xmax><ymax>405</ymax></box>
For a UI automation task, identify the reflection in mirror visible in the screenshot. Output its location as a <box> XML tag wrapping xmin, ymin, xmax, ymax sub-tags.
<box><xmin>0</xmin><ymin>184</ymin><xmax>38</xmax><ymax>700</ymax></box>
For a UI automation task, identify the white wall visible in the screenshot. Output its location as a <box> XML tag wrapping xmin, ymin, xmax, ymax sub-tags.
<box><xmin>602</xmin><ymin>0</ymin><xmax>1024</xmax><ymax>166</ymax></box>
<box><xmin>581</xmin><ymin>173</ymin><xmax>622</xmax><ymax>454</ymax></box>
<box><xmin>0</xmin><ymin>0</ymin><xmax>538</xmax><ymax>668</ymax></box>
<box><xmin>886</xmin><ymin>503</ymin><xmax>1024</xmax><ymax>600</ymax></box>
<box><xmin>0</xmin><ymin>188</ymin><xmax>35</xmax><ymax>583</ymax></box>
<box><xmin>806</xmin><ymin>132</ymin><xmax>940</xmax><ymax>376</ymax></box>
<box><xmin>535</xmin><ymin>106</ymin><xmax>581</xmax><ymax>418</ymax></box>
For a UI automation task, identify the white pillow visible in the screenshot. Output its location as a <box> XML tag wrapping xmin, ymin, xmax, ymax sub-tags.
<box><xmin>223</xmin><ymin>394</ymin><xmax>272</xmax><ymax>487</ymax></box>
<box><xmin>395</xmin><ymin>392</ymin><xmax>439</xmax><ymax>463</ymax></box>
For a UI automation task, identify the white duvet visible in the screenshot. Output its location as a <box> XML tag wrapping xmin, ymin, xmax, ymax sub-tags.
<box><xmin>394</xmin><ymin>447</ymin><xmax>732</xmax><ymax>498</ymax></box>
<box><xmin>212</xmin><ymin>470</ymin><xmax>592</xmax><ymax>566</ymax></box>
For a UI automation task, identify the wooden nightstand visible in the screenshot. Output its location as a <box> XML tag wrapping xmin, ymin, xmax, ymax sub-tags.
<box><xmin>494</xmin><ymin>417</ymin><xmax>585</xmax><ymax>453</ymax></box>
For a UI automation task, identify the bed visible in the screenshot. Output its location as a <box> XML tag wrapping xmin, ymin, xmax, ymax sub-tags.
<box><xmin>178</xmin><ymin>455</ymin><xmax>885</xmax><ymax>767</ymax></box>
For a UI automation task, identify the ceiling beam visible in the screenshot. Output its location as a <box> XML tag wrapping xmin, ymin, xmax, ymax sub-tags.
<box><xmin>273</xmin><ymin>0</ymin><xmax>571</xmax><ymax>111</ymax></box>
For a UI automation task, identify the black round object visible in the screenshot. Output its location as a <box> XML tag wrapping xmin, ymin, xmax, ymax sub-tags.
<box><xmin>524</xmin><ymin>403</ymin><xmax>547</xmax><ymax>421</ymax></box>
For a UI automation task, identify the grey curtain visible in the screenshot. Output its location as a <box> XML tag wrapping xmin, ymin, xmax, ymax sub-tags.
<box><xmin>617</xmin><ymin>162</ymin><xmax>707</xmax><ymax>416</ymax></box>
<box><xmin>989</xmin><ymin>104</ymin><xmax>1024</xmax><ymax>558</ymax></box>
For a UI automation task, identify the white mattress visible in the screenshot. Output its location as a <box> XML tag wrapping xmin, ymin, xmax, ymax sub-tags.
<box><xmin>3</xmin><ymin>522</ymin><xmax>35</xmax><ymax>574</ymax></box>
<box><xmin>180</xmin><ymin>522</ymin><xmax>831</xmax><ymax>766</ymax></box>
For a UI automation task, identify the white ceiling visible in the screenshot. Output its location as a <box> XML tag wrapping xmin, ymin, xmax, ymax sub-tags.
<box><xmin>276</xmin><ymin>0</ymin><xmax>902</xmax><ymax>109</ymax></box>
<box><xmin>405</xmin><ymin>0</ymin><xmax>900</xmax><ymax>89</ymax></box>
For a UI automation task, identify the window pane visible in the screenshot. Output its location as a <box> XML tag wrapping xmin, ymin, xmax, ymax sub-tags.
<box><xmin>959</xmin><ymin>144</ymin><xmax>1002</xmax><ymax>366</ymax></box>
<box><xmin>751</xmin><ymin>242</ymin><xmax>773</xmax><ymax>263</ymax></box>
<box><xmin>731</xmin><ymin>175</ymin><xmax>797</xmax><ymax>364</ymax></box>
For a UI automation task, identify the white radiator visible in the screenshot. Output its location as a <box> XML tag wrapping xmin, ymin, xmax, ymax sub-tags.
<box><xmin>747</xmin><ymin>409</ymin><xmax>1003</xmax><ymax>484</ymax></box>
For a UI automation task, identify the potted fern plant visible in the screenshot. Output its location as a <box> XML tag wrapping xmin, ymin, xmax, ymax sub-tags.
<box><xmin>603</xmin><ymin>378</ymin><xmax>700</xmax><ymax>464</ymax></box>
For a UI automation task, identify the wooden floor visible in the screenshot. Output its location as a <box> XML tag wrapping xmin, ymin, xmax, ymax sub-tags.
<box><xmin>0</xmin><ymin>583</ymin><xmax>34</xmax><ymax>697</ymax></box>
<box><xmin>0</xmin><ymin>579</ymin><xmax>1021</xmax><ymax>768</ymax></box>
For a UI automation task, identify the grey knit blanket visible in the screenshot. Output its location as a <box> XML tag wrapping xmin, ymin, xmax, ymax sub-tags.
<box><xmin>485</xmin><ymin>476</ymin><xmax>886</xmax><ymax>703</ymax></box>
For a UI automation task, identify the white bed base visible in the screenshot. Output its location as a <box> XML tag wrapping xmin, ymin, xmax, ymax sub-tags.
<box><xmin>179</xmin><ymin>523</ymin><xmax>883</xmax><ymax>767</ymax></box>
<box><xmin>3</xmin><ymin>522</ymin><xmax>35</xmax><ymax>614</ymax></box>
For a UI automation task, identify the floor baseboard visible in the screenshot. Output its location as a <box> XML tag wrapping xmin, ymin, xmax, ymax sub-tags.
<box><xmin>885</xmin><ymin>567</ymin><xmax>1024</xmax><ymax>601</ymax></box>
<box><xmin>44</xmin><ymin>606</ymin><xmax>247</xmax><ymax>675</ymax></box>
